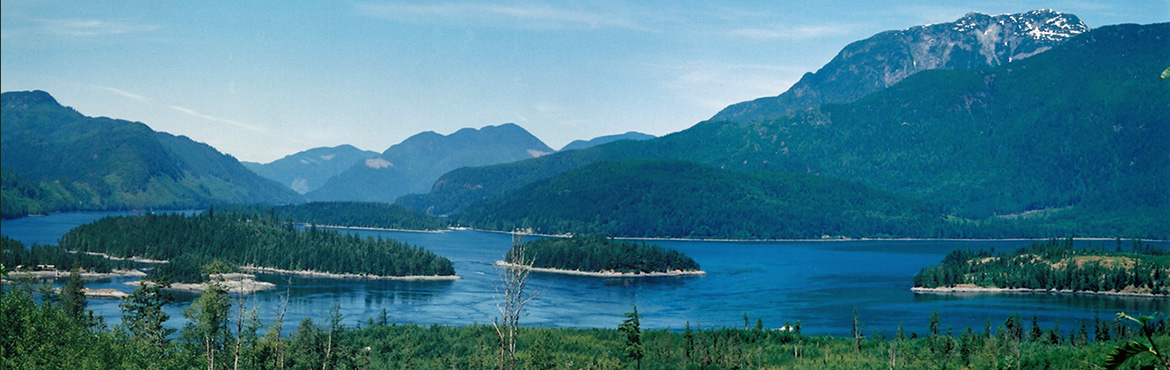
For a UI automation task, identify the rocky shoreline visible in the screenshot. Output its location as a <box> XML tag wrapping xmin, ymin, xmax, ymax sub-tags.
<box><xmin>911</xmin><ymin>285</ymin><xmax>1165</xmax><ymax>298</ymax></box>
<box><xmin>495</xmin><ymin>261</ymin><xmax>706</xmax><ymax>277</ymax></box>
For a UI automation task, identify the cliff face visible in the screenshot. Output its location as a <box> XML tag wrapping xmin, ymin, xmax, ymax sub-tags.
<box><xmin>712</xmin><ymin>9</ymin><xmax>1089</xmax><ymax>123</ymax></box>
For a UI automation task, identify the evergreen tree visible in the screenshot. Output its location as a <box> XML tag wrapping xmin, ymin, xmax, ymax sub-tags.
<box><xmin>59</xmin><ymin>267</ymin><xmax>91</xmax><ymax>326</ymax></box>
<box><xmin>120</xmin><ymin>280</ymin><xmax>175</xmax><ymax>349</ymax></box>
<box><xmin>619</xmin><ymin>305</ymin><xmax>644</xmax><ymax>370</ymax></box>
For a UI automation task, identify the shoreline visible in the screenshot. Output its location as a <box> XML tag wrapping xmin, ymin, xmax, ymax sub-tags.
<box><xmin>458</xmin><ymin>228</ymin><xmax>1168</xmax><ymax>243</ymax></box>
<box><xmin>239</xmin><ymin>265</ymin><xmax>461</xmax><ymax>281</ymax></box>
<box><xmin>127</xmin><ymin>273</ymin><xmax>277</xmax><ymax>294</ymax></box>
<box><xmin>308</xmin><ymin>223</ymin><xmax>447</xmax><ymax>234</ymax></box>
<box><xmin>911</xmin><ymin>286</ymin><xmax>1167</xmax><ymax>299</ymax></box>
<box><xmin>495</xmin><ymin>261</ymin><xmax>706</xmax><ymax>278</ymax></box>
<box><xmin>2</xmin><ymin>268</ymin><xmax>147</xmax><ymax>281</ymax></box>
<box><xmin>77</xmin><ymin>251</ymin><xmax>168</xmax><ymax>264</ymax></box>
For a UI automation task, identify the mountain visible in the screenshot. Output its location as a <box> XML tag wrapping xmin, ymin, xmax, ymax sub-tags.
<box><xmin>559</xmin><ymin>131</ymin><xmax>655</xmax><ymax>152</ymax></box>
<box><xmin>306</xmin><ymin>123</ymin><xmax>553</xmax><ymax>203</ymax></box>
<box><xmin>711</xmin><ymin>9</ymin><xmax>1088</xmax><ymax>123</ymax></box>
<box><xmin>457</xmin><ymin>160</ymin><xmax>947</xmax><ymax>239</ymax></box>
<box><xmin>1</xmin><ymin>90</ymin><xmax>303</xmax><ymax>218</ymax></box>
<box><xmin>243</xmin><ymin>145</ymin><xmax>378</xmax><ymax>194</ymax></box>
<box><xmin>402</xmin><ymin>22</ymin><xmax>1170</xmax><ymax>239</ymax></box>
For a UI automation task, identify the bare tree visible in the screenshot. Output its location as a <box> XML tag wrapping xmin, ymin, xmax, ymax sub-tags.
<box><xmin>493</xmin><ymin>230</ymin><xmax>541</xmax><ymax>370</ymax></box>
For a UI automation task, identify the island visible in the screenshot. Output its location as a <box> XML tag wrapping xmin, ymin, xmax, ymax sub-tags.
<box><xmin>913</xmin><ymin>238</ymin><xmax>1169</xmax><ymax>297</ymax></box>
<box><xmin>500</xmin><ymin>234</ymin><xmax>704</xmax><ymax>276</ymax></box>
<box><xmin>56</xmin><ymin>210</ymin><xmax>458</xmax><ymax>287</ymax></box>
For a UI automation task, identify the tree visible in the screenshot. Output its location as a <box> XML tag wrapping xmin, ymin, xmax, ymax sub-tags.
<box><xmin>527</xmin><ymin>329</ymin><xmax>557</xmax><ymax>370</ymax></box>
<box><xmin>1105</xmin><ymin>312</ymin><xmax>1170</xmax><ymax>370</ymax></box>
<box><xmin>59</xmin><ymin>267</ymin><xmax>90</xmax><ymax>326</ymax></box>
<box><xmin>120</xmin><ymin>280</ymin><xmax>175</xmax><ymax>350</ymax></box>
<box><xmin>494</xmin><ymin>230</ymin><xmax>540</xmax><ymax>370</ymax></box>
<box><xmin>183</xmin><ymin>281</ymin><xmax>231</xmax><ymax>370</ymax></box>
<box><xmin>619</xmin><ymin>305</ymin><xmax>644</xmax><ymax>370</ymax></box>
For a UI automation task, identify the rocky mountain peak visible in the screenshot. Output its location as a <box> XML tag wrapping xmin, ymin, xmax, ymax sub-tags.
<box><xmin>711</xmin><ymin>9</ymin><xmax>1088</xmax><ymax>123</ymax></box>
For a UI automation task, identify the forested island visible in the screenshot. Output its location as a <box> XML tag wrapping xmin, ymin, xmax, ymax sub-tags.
<box><xmin>913</xmin><ymin>238</ymin><xmax>1170</xmax><ymax>296</ymax></box>
<box><xmin>58</xmin><ymin>210</ymin><xmax>456</xmax><ymax>283</ymax></box>
<box><xmin>504</xmin><ymin>234</ymin><xmax>702</xmax><ymax>276</ymax></box>
<box><xmin>218</xmin><ymin>201</ymin><xmax>448</xmax><ymax>231</ymax></box>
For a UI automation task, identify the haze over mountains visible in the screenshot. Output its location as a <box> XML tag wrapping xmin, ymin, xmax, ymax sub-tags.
<box><xmin>242</xmin><ymin>145</ymin><xmax>378</xmax><ymax>194</ymax></box>
<box><xmin>2</xmin><ymin>10</ymin><xmax>1165</xmax><ymax>239</ymax></box>
<box><xmin>304</xmin><ymin>123</ymin><xmax>554</xmax><ymax>204</ymax></box>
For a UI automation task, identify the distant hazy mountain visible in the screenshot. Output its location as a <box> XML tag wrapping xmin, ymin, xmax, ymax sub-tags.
<box><xmin>1</xmin><ymin>91</ymin><xmax>303</xmax><ymax>218</ymax></box>
<box><xmin>712</xmin><ymin>9</ymin><xmax>1088</xmax><ymax>123</ymax></box>
<box><xmin>306</xmin><ymin>123</ymin><xmax>553</xmax><ymax>203</ymax></box>
<box><xmin>403</xmin><ymin>21</ymin><xmax>1169</xmax><ymax>239</ymax></box>
<box><xmin>243</xmin><ymin>145</ymin><xmax>378</xmax><ymax>194</ymax></box>
<box><xmin>559</xmin><ymin>132</ymin><xmax>655</xmax><ymax>152</ymax></box>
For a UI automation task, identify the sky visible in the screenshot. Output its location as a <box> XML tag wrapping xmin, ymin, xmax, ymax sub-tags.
<box><xmin>3</xmin><ymin>1</ymin><xmax>1167</xmax><ymax>163</ymax></box>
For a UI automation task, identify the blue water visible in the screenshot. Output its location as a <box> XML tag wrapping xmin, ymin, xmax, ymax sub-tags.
<box><xmin>3</xmin><ymin>212</ymin><xmax>1168</xmax><ymax>337</ymax></box>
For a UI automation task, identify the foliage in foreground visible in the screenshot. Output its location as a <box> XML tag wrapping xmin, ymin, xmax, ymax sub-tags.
<box><xmin>509</xmin><ymin>234</ymin><xmax>700</xmax><ymax>274</ymax></box>
<box><xmin>915</xmin><ymin>238</ymin><xmax>1170</xmax><ymax>295</ymax></box>
<box><xmin>57</xmin><ymin>210</ymin><xmax>455</xmax><ymax>283</ymax></box>
<box><xmin>5</xmin><ymin>280</ymin><xmax>1170</xmax><ymax>370</ymax></box>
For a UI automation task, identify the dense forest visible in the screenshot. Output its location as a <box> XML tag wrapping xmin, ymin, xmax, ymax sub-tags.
<box><xmin>508</xmin><ymin>234</ymin><xmax>700</xmax><ymax>274</ymax></box>
<box><xmin>458</xmin><ymin>160</ymin><xmax>949</xmax><ymax>239</ymax></box>
<box><xmin>0</xmin><ymin>235</ymin><xmax>124</xmax><ymax>274</ymax></box>
<box><xmin>914</xmin><ymin>238</ymin><xmax>1170</xmax><ymax>295</ymax></box>
<box><xmin>218</xmin><ymin>201</ymin><xmax>448</xmax><ymax>231</ymax></box>
<box><xmin>4</xmin><ymin>278</ymin><xmax>1170</xmax><ymax>369</ymax></box>
<box><xmin>57</xmin><ymin>209</ymin><xmax>455</xmax><ymax>283</ymax></box>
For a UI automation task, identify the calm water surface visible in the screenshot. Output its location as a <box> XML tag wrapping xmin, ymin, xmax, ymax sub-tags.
<box><xmin>3</xmin><ymin>212</ymin><xmax>1167</xmax><ymax>337</ymax></box>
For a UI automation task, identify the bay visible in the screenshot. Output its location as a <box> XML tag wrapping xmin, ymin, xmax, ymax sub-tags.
<box><xmin>2</xmin><ymin>211</ymin><xmax>1167</xmax><ymax>337</ymax></box>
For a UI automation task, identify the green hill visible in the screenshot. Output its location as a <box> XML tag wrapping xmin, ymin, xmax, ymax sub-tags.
<box><xmin>457</xmin><ymin>160</ymin><xmax>946</xmax><ymax>239</ymax></box>
<box><xmin>1</xmin><ymin>91</ymin><xmax>303</xmax><ymax>218</ymax></box>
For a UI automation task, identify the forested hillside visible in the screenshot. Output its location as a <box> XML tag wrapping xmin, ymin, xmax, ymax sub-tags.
<box><xmin>0</xmin><ymin>91</ymin><xmax>302</xmax><ymax>219</ymax></box>
<box><xmin>404</xmin><ymin>23</ymin><xmax>1170</xmax><ymax>239</ymax></box>
<box><xmin>58</xmin><ymin>211</ymin><xmax>455</xmax><ymax>281</ymax></box>
<box><xmin>220</xmin><ymin>201</ymin><xmax>447</xmax><ymax>231</ymax></box>
<box><xmin>509</xmin><ymin>234</ymin><xmax>700</xmax><ymax>274</ymax></box>
<box><xmin>457</xmin><ymin>160</ymin><xmax>947</xmax><ymax>239</ymax></box>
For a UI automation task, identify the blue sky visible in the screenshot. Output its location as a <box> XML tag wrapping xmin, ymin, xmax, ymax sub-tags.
<box><xmin>3</xmin><ymin>1</ymin><xmax>1167</xmax><ymax>162</ymax></box>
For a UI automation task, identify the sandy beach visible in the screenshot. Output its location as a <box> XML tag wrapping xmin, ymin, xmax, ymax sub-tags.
<box><xmin>494</xmin><ymin>261</ymin><xmax>706</xmax><ymax>277</ymax></box>
<box><xmin>239</xmin><ymin>265</ymin><xmax>461</xmax><ymax>281</ymax></box>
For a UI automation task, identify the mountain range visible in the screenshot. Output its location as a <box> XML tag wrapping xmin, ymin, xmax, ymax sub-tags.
<box><xmin>559</xmin><ymin>131</ymin><xmax>655</xmax><ymax>152</ymax></box>
<box><xmin>3</xmin><ymin>10</ymin><xmax>1165</xmax><ymax>239</ymax></box>
<box><xmin>242</xmin><ymin>145</ymin><xmax>377</xmax><ymax>194</ymax></box>
<box><xmin>304</xmin><ymin>123</ymin><xmax>553</xmax><ymax>204</ymax></box>
<box><xmin>400</xmin><ymin>19</ymin><xmax>1170</xmax><ymax>238</ymax></box>
<box><xmin>0</xmin><ymin>91</ymin><xmax>302</xmax><ymax>218</ymax></box>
